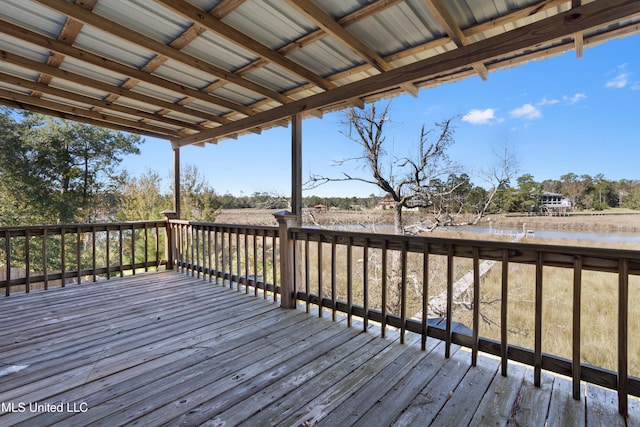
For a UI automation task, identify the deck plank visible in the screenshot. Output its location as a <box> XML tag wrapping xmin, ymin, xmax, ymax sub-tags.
<box><xmin>0</xmin><ymin>270</ymin><xmax>636</xmax><ymax>426</ymax></box>
<box><xmin>468</xmin><ymin>362</ymin><xmax>527</xmax><ymax>426</ymax></box>
<box><xmin>510</xmin><ymin>369</ymin><xmax>555</xmax><ymax>427</ymax></box>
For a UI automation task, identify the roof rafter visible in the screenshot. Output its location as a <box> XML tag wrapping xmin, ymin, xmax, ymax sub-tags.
<box><xmin>0</xmin><ymin>88</ymin><xmax>185</xmax><ymax>138</ymax></box>
<box><xmin>0</xmin><ymin>19</ymin><xmax>255</xmax><ymax>119</ymax></box>
<box><xmin>283</xmin><ymin>0</ymin><xmax>419</xmax><ymax>96</ymax></box>
<box><xmin>0</xmin><ymin>70</ymin><xmax>207</xmax><ymax>131</ymax></box>
<box><xmin>155</xmin><ymin>0</ymin><xmax>336</xmax><ymax>91</ymax></box>
<box><xmin>0</xmin><ymin>49</ymin><xmax>231</xmax><ymax>126</ymax></box>
<box><xmin>174</xmin><ymin>0</ymin><xmax>640</xmax><ymax>146</ymax></box>
<box><xmin>423</xmin><ymin>0</ymin><xmax>489</xmax><ymax>80</ymax></box>
<box><xmin>32</xmin><ymin>0</ymin><xmax>291</xmax><ymax>105</ymax></box>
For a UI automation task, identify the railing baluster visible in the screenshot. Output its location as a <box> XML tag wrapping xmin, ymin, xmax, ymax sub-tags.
<box><xmin>363</xmin><ymin>238</ymin><xmax>369</xmax><ymax>332</ymax></box>
<box><xmin>155</xmin><ymin>223</ymin><xmax>160</xmax><ymax>270</ymax></box>
<box><xmin>421</xmin><ymin>242</ymin><xmax>429</xmax><ymax>351</ymax></box>
<box><xmin>244</xmin><ymin>232</ymin><xmax>249</xmax><ymax>293</ymax></box>
<box><xmin>347</xmin><ymin>236</ymin><xmax>353</xmax><ymax>328</ymax></box>
<box><xmin>472</xmin><ymin>247</ymin><xmax>480</xmax><ymax>367</ymax></box>
<box><xmin>618</xmin><ymin>258</ymin><xmax>629</xmax><ymax>417</ymax></box>
<box><xmin>42</xmin><ymin>227</ymin><xmax>48</xmax><ymax>289</ymax></box>
<box><xmin>304</xmin><ymin>235</ymin><xmax>310</xmax><ymax>312</ymax></box>
<box><xmin>5</xmin><ymin>230</ymin><xmax>10</xmax><ymax>296</ymax></box>
<box><xmin>253</xmin><ymin>231</ymin><xmax>258</xmax><ymax>295</ymax></box>
<box><xmin>119</xmin><ymin>225</ymin><xmax>124</xmax><ymax>277</ymax></box>
<box><xmin>445</xmin><ymin>244</ymin><xmax>454</xmax><ymax>358</ymax></box>
<box><xmin>534</xmin><ymin>251</ymin><xmax>543</xmax><ymax>387</ymax></box>
<box><xmin>331</xmin><ymin>235</ymin><xmax>337</xmax><ymax>321</ymax></box>
<box><xmin>76</xmin><ymin>226</ymin><xmax>82</xmax><ymax>285</ymax></box>
<box><xmin>61</xmin><ymin>227</ymin><xmax>66</xmax><ymax>287</ymax></box>
<box><xmin>236</xmin><ymin>230</ymin><xmax>241</xmax><ymax>291</ymax></box>
<box><xmin>220</xmin><ymin>228</ymin><xmax>226</xmax><ymax>286</ymax></box>
<box><xmin>572</xmin><ymin>255</ymin><xmax>582</xmax><ymax>400</ymax></box>
<box><xmin>144</xmin><ymin>223</ymin><xmax>149</xmax><ymax>272</ymax></box>
<box><xmin>261</xmin><ymin>232</ymin><xmax>266</xmax><ymax>298</ymax></box>
<box><xmin>92</xmin><ymin>225</ymin><xmax>97</xmax><ymax>282</ymax></box>
<box><xmin>215</xmin><ymin>226</ymin><xmax>220</xmax><ymax>284</ymax></box>
<box><xmin>400</xmin><ymin>241</ymin><xmax>407</xmax><ymax>344</ymax></box>
<box><xmin>229</xmin><ymin>229</ymin><xmax>234</xmax><ymax>289</ymax></box>
<box><xmin>25</xmin><ymin>230</ymin><xmax>30</xmax><ymax>293</ymax></box>
<box><xmin>106</xmin><ymin>227</ymin><xmax>110</xmax><ymax>279</ymax></box>
<box><xmin>208</xmin><ymin>226</ymin><xmax>213</xmax><ymax>282</ymax></box>
<box><xmin>272</xmin><ymin>233</ymin><xmax>277</xmax><ymax>302</ymax></box>
<box><xmin>131</xmin><ymin>224</ymin><xmax>136</xmax><ymax>276</ymax></box>
<box><xmin>381</xmin><ymin>239</ymin><xmax>387</xmax><ymax>339</ymax></box>
<box><xmin>317</xmin><ymin>237</ymin><xmax>323</xmax><ymax>317</ymax></box>
<box><xmin>501</xmin><ymin>249</ymin><xmax>509</xmax><ymax>376</ymax></box>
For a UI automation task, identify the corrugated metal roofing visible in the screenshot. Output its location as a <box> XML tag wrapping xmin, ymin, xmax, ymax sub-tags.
<box><xmin>0</xmin><ymin>0</ymin><xmax>637</xmax><ymax>145</ymax></box>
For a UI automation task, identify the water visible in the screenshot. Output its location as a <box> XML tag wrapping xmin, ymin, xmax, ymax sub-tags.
<box><xmin>458</xmin><ymin>226</ymin><xmax>640</xmax><ymax>244</ymax></box>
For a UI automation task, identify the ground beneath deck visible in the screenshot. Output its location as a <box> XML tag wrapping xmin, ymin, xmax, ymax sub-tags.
<box><xmin>0</xmin><ymin>270</ymin><xmax>637</xmax><ymax>426</ymax></box>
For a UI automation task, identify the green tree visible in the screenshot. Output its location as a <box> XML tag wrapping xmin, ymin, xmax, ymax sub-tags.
<box><xmin>0</xmin><ymin>110</ymin><xmax>141</xmax><ymax>224</ymax></box>
<box><xmin>115</xmin><ymin>170</ymin><xmax>171</xmax><ymax>221</ymax></box>
<box><xmin>179</xmin><ymin>164</ymin><xmax>221</xmax><ymax>221</ymax></box>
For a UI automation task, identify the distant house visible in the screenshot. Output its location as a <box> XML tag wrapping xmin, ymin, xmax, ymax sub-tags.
<box><xmin>375</xmin><ymin>195</ymin><xmax>423</xmax><ymax>210</ymax></box>
<box><xmin>313</xmin><ymin>204</ymin><xmax>327</xmax><ymax>212</ymax></box>
<box><xmin>541</xmin><ymin>192</ymin><xmax>571</xmax><ymax>212</ymax></box>
<box><xmin>375</xmin><ymin>198</ymin><xmax>395</xmax><ymax>210</ymax></box>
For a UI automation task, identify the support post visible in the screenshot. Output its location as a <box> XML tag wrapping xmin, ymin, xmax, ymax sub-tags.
<box><xmin>162</xmin><ymin>210</ymin><xmax>178</xmax><ymax>270</ymax></box>
<box><xmin>274</xmin><ymin>210</ymin><xmax>297</xmax><ymax>309</ymax></box>
<box><xmin>171</xmin><ymin>143</ymin><xmax>181</xmax><ymax>219</ymax></box>
<box><xmin>291</xmin><ymin>114</ymin><xmax>302</xmax><ymax>224</ymax></box>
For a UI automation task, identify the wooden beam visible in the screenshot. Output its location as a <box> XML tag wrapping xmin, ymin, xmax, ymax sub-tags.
<box><xmin>155</xmin><ymin>0</ymin><xmax>336</xmax><ymax>91</ymax></box>
<box><xmin>423</xmin><ymin>0</ymin><xmax>489</xmax><ymax>80</ymax></box>
<box><xmin>284</xmin><ymin>0</ymin><xmax>390</xmax><ymax>73</ymax></box>
<box><xmin>0</xmin><ymin>94</ymin><xmax>181</xmax><ymax>139</ymax></box>
<box><xmin>283</xmin><ymin>0</ymin><xmax>418</xmax><ymax>95</ymax></box>
<box><xmin>0</xmin><ymin>70</ymin><xmax>207</xmax><ymax>132</ymax></box>
<box><xmin>291</xmin><ymin>114</ymin><xmax>302</xmax><ymax>224</ymax></box>
<box><xmin>0</xmin><ymin>19</ymin><xmax>256</xmax><ymax>118</ymax></box>
<box><xmin>173</xmin><ymin>146</ymin><xmax>181</xmax><ymax>219</ymax></box>
<box><xmin>33</xmin><ymin>0</ymin><xmax>291</xmax><ymax>105</ymax></box>
<box><xmin>0</xmin><ymin>50</ymin><xmax>224</xmax><ymax>127</ymax></box>
<box><xmin>175</xmin><ymin>0</ymin><xmax>640</xmax><ymax>146</ymax></box>
<box><xmin>209</xmin><ymin>0</ymin><xmax>246</xmax><ymax>19</ymax></box>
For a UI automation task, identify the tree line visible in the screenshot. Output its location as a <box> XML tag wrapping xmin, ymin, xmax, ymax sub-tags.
<box><xmin>1</xmin><ymin>108</ymin><xmax>637</xmax><ymax>228</ymax></box>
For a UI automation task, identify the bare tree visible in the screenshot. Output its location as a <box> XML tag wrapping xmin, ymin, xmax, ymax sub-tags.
<box><xmin>307</xmin><ymin>102</ymin><xmax>462</xmax><ymax>312</ymax></box>
<box><xmin>308</xmin><ymin>101</ymin><xmax>460</xmax><ymax>235</ymax></box>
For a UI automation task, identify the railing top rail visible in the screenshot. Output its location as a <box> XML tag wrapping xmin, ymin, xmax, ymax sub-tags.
<box><xmin>291</xmin><ymin>226</ymin><xmax>640</xmax><ymax>275</ymax></box>
<box><xmin>0</xmin><ymin>220</ymin><xmax>168</xmax><ymax>235</ymax></box>
<box><xmin>168</xmin><ymin>220</ymin><xmax>278</xmax><ymax>234</ymax></box>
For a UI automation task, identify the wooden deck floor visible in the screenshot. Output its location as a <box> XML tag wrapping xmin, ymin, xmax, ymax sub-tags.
<box><xmin>1</xmin><ymin>270</ymin><xmax>638</xmax><ymax>426</ymax></box>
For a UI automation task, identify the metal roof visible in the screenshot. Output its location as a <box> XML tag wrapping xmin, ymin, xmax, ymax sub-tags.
<box><xmin>0</xmin><ymin>0</ymin><xmax>638</xmax><ymax>146</ymax></box>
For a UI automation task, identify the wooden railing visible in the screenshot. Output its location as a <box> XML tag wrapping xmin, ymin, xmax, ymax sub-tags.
<box><xmin>6</xmin><ymin>217</ymin><xmax>639</xmax><ymax>416</ymax></box>
<box><xmin>167</xmin><ymin>220</ymin><xmax>281</xmax><ymax>302</ymax></box>
<box><xmin>286</xmin><ymin>226</ymin><xmax>640</xmax><ymax>417</ymax></box>
<box><xmin>0</xmin><ymin>221</ymin><xmax>167</xmax><ymax>296</ymax></box>
<box><xmin>168</xmin><ymin>218</ymin><xmax>640</xmax><ymax>417</ymax></box>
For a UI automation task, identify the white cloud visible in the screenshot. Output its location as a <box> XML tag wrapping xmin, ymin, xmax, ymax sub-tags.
<box><xmin>510</xmin><ymin>104</ymin><xmax>541</xmax><ymax>120</ymax></box>
<box><xmin>606</xmin><ymin>64</ymin><xmax>631</xmax><ymax>89</ymax></box>
<box><xmin>462</xmin><ymin>108</ymin><xmax>496</xmax><ymax>125</ymax></box>
<box><xmin>537</xmin><ymin>97</ymin><xmax>559</xmax><ymax>106</ymax></box>
<box><xmin>563</xmin><ymin>93</ymin><xmax>586</xmax><ymax>104</ymax></box>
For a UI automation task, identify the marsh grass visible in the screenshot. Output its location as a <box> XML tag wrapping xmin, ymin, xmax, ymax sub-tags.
<box><xmin>449</xmin><ymin>241</ymin><xmax>640</xmax><ymax>378</ymax></box>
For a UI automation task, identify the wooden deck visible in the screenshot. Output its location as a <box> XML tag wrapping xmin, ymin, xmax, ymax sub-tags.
<box><xmin>1</xmin><ymin>271</ymin><xmax>638</xmax><ymax>426</ymax></box>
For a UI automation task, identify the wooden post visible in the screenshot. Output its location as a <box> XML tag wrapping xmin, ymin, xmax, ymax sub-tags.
<box><xmin>171</xmin><ymin>143</ymin><xmax>181</xmax><ymax>219</ymax></box>
<box><xmin>274</xmin><ymin>210</ymin><xmax>297</xmax><ymax>309</ymax></box>
<box><xmin>291</xmin><ymin>114</ymin><xmax>302</xmax><ymax>224</ymax></box>
<box><xmin>162</xmin><ymin>210</ymin><xmax>177</xmax><ymax>270</ymax></box>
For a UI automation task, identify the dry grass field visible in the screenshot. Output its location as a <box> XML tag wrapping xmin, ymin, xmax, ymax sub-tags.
<box><xmin>216</xmin><ymin>208</ymin><xmax>640</xmax><ymax>377</ymax></box>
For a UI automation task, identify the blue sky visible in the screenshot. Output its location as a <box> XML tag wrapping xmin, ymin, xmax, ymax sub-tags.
<box><xmin>122</xmin><ymin>34</ymin><xmax>640</xmax><ymax>198</ymax></box>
